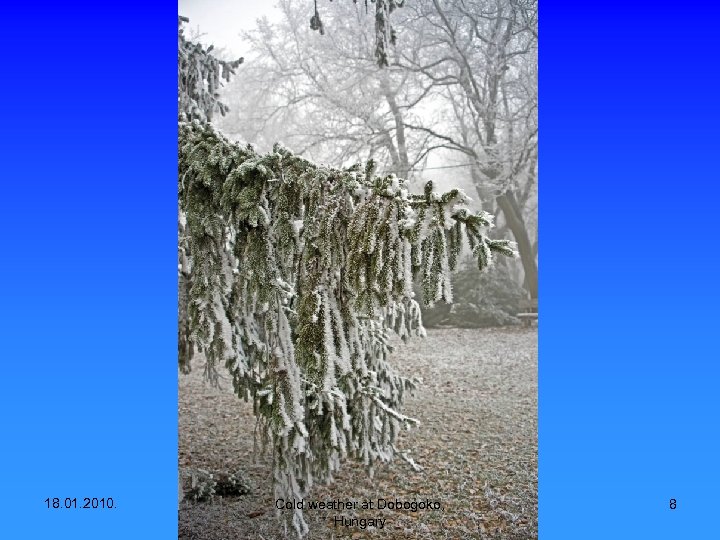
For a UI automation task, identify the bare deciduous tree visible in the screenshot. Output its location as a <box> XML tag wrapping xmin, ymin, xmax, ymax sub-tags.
<box><xmin>399</xmin><ymin>0</ymin><xmax>538</xmax><ymax>297</ymax></box>
<box><xmin>217</xmin><ymin>0</ymin><xmax>439</xmax><ymax>183</ymax></box>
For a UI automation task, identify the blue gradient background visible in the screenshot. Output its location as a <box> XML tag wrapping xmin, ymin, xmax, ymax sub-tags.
<box><xmin>0</xmin><ymin>2</ymin><xmax>177</xmax><ymax>539</ymax></box>
<box><xmin>0</xmin><ymin>1</ymin><xmax>718</xmax><ymax>539</ymax></box>
<box><xmin>541</xmin><ymin>1</ymin><xmax>720</xmax><ymax>538</ymax></box>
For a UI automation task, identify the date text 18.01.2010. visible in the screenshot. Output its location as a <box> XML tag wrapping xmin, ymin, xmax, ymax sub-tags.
<box><xmin>44</xmin><ymin>497</ymin><xmax>115</xmax><ymax>509</ymax></box>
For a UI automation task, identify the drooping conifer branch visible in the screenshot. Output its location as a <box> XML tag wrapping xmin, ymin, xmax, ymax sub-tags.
<box><xmin>179</xmin><ymin>119</ymin><xmax>514</xmax><ymax>535</ymax></box>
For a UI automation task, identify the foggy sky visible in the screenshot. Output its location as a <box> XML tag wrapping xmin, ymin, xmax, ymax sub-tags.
<box><xmin>178</xmin><ymin>0</ymin><xmax>280</xmax><ymax>57</ymax></box>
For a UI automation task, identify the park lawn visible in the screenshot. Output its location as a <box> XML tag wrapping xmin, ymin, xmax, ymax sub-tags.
<box><xmin>179</xmin><ymin>327</ymin><xmax>537</xmax><ymax>540</ymax></box>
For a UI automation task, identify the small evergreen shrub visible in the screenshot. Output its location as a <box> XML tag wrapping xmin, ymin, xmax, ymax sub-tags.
<box><xmin>183</xmin><ymin>468</ymin><xmax>251</xmax><ymax>502</ymax></box>
<box><xmin>421</xmin><ymin>257</ymin><xmax>528</xmax><ymax>327</ymax></box>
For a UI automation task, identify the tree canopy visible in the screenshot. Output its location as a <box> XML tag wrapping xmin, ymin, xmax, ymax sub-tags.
<box><xmin>309</xmin><ymin>0</ymin><xmax>404</xmax><ymax>67</ymax></box>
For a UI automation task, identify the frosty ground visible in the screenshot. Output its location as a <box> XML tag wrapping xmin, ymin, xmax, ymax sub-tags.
<box><xmin>179</xmin><ymin>327</ymin><xmax>537</xmax><ymax>539</ymax></box>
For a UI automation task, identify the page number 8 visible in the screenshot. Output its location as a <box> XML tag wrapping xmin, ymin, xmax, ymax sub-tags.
<box><xmin>669</xmin><ymin>499</ymin><xmax>677</xmax><ymax>510</ymax></box>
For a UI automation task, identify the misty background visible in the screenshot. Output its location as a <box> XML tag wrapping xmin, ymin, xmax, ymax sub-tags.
<box><xmin>179</xmin><ymin>0</ymin><xmax>537</xmax><ymax>324</ymax></box>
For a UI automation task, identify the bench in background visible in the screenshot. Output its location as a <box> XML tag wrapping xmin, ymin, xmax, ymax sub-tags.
<box><xmin>517</xmin><ymin>298</ymin><xmax>538</xmax><ymax>327</ymax></box>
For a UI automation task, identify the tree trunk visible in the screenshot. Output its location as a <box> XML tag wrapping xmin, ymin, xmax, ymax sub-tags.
<box><xmin>495</xmin><ymin>190</ymin><xmax>538</xmax><ymax>299</ymax></box>
<box><xmin>382</xmin><ymin>77</ymin><xmax>410</xmax><ymax>178</ymax></box>
<box><xmin>469</xmin><ymin>164</ymin><xmax>496</xmax><ymax>214</ymax></box>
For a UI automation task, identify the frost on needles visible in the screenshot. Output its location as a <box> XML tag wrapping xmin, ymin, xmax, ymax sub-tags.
<box><xmin>178</xmin><ymin>18</ymin><xmax>515</xmax><ymax>537</ymax></box>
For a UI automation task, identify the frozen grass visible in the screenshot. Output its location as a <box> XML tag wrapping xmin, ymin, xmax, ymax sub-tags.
<box><xmin>179</xmin><ymin>327</ymin><xmax>537</xmax><ymax>539</ymax></box>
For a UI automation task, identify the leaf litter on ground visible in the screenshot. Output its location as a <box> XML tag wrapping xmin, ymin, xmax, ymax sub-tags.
<box><xmin>179</xmin><ymin>327</ymin><xmax>537</xmax><ymax>539</ymax></box>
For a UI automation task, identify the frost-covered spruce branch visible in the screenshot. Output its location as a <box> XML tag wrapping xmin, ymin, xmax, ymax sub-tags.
<box><xmin>177</xmin><ymin>17</ymin><xmax>243</xmax><ymax>121</ymax></box>
<box><xmin>178</xmin><ymin>119</ymin><xmax>515</xmax><ymax>535</ymax></box>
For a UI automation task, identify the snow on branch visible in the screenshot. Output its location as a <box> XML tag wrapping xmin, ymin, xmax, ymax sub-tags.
<box><xmin>178</xmin><ymin>117</ymin><xmax>512</xmax><ymax>536</ymax></box>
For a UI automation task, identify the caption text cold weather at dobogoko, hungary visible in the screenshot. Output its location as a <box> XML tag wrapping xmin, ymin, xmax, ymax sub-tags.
<box><xmin>275</xmin><ymin>497</ymin><xmax>443</xmax><ymax>530</ymax></box>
